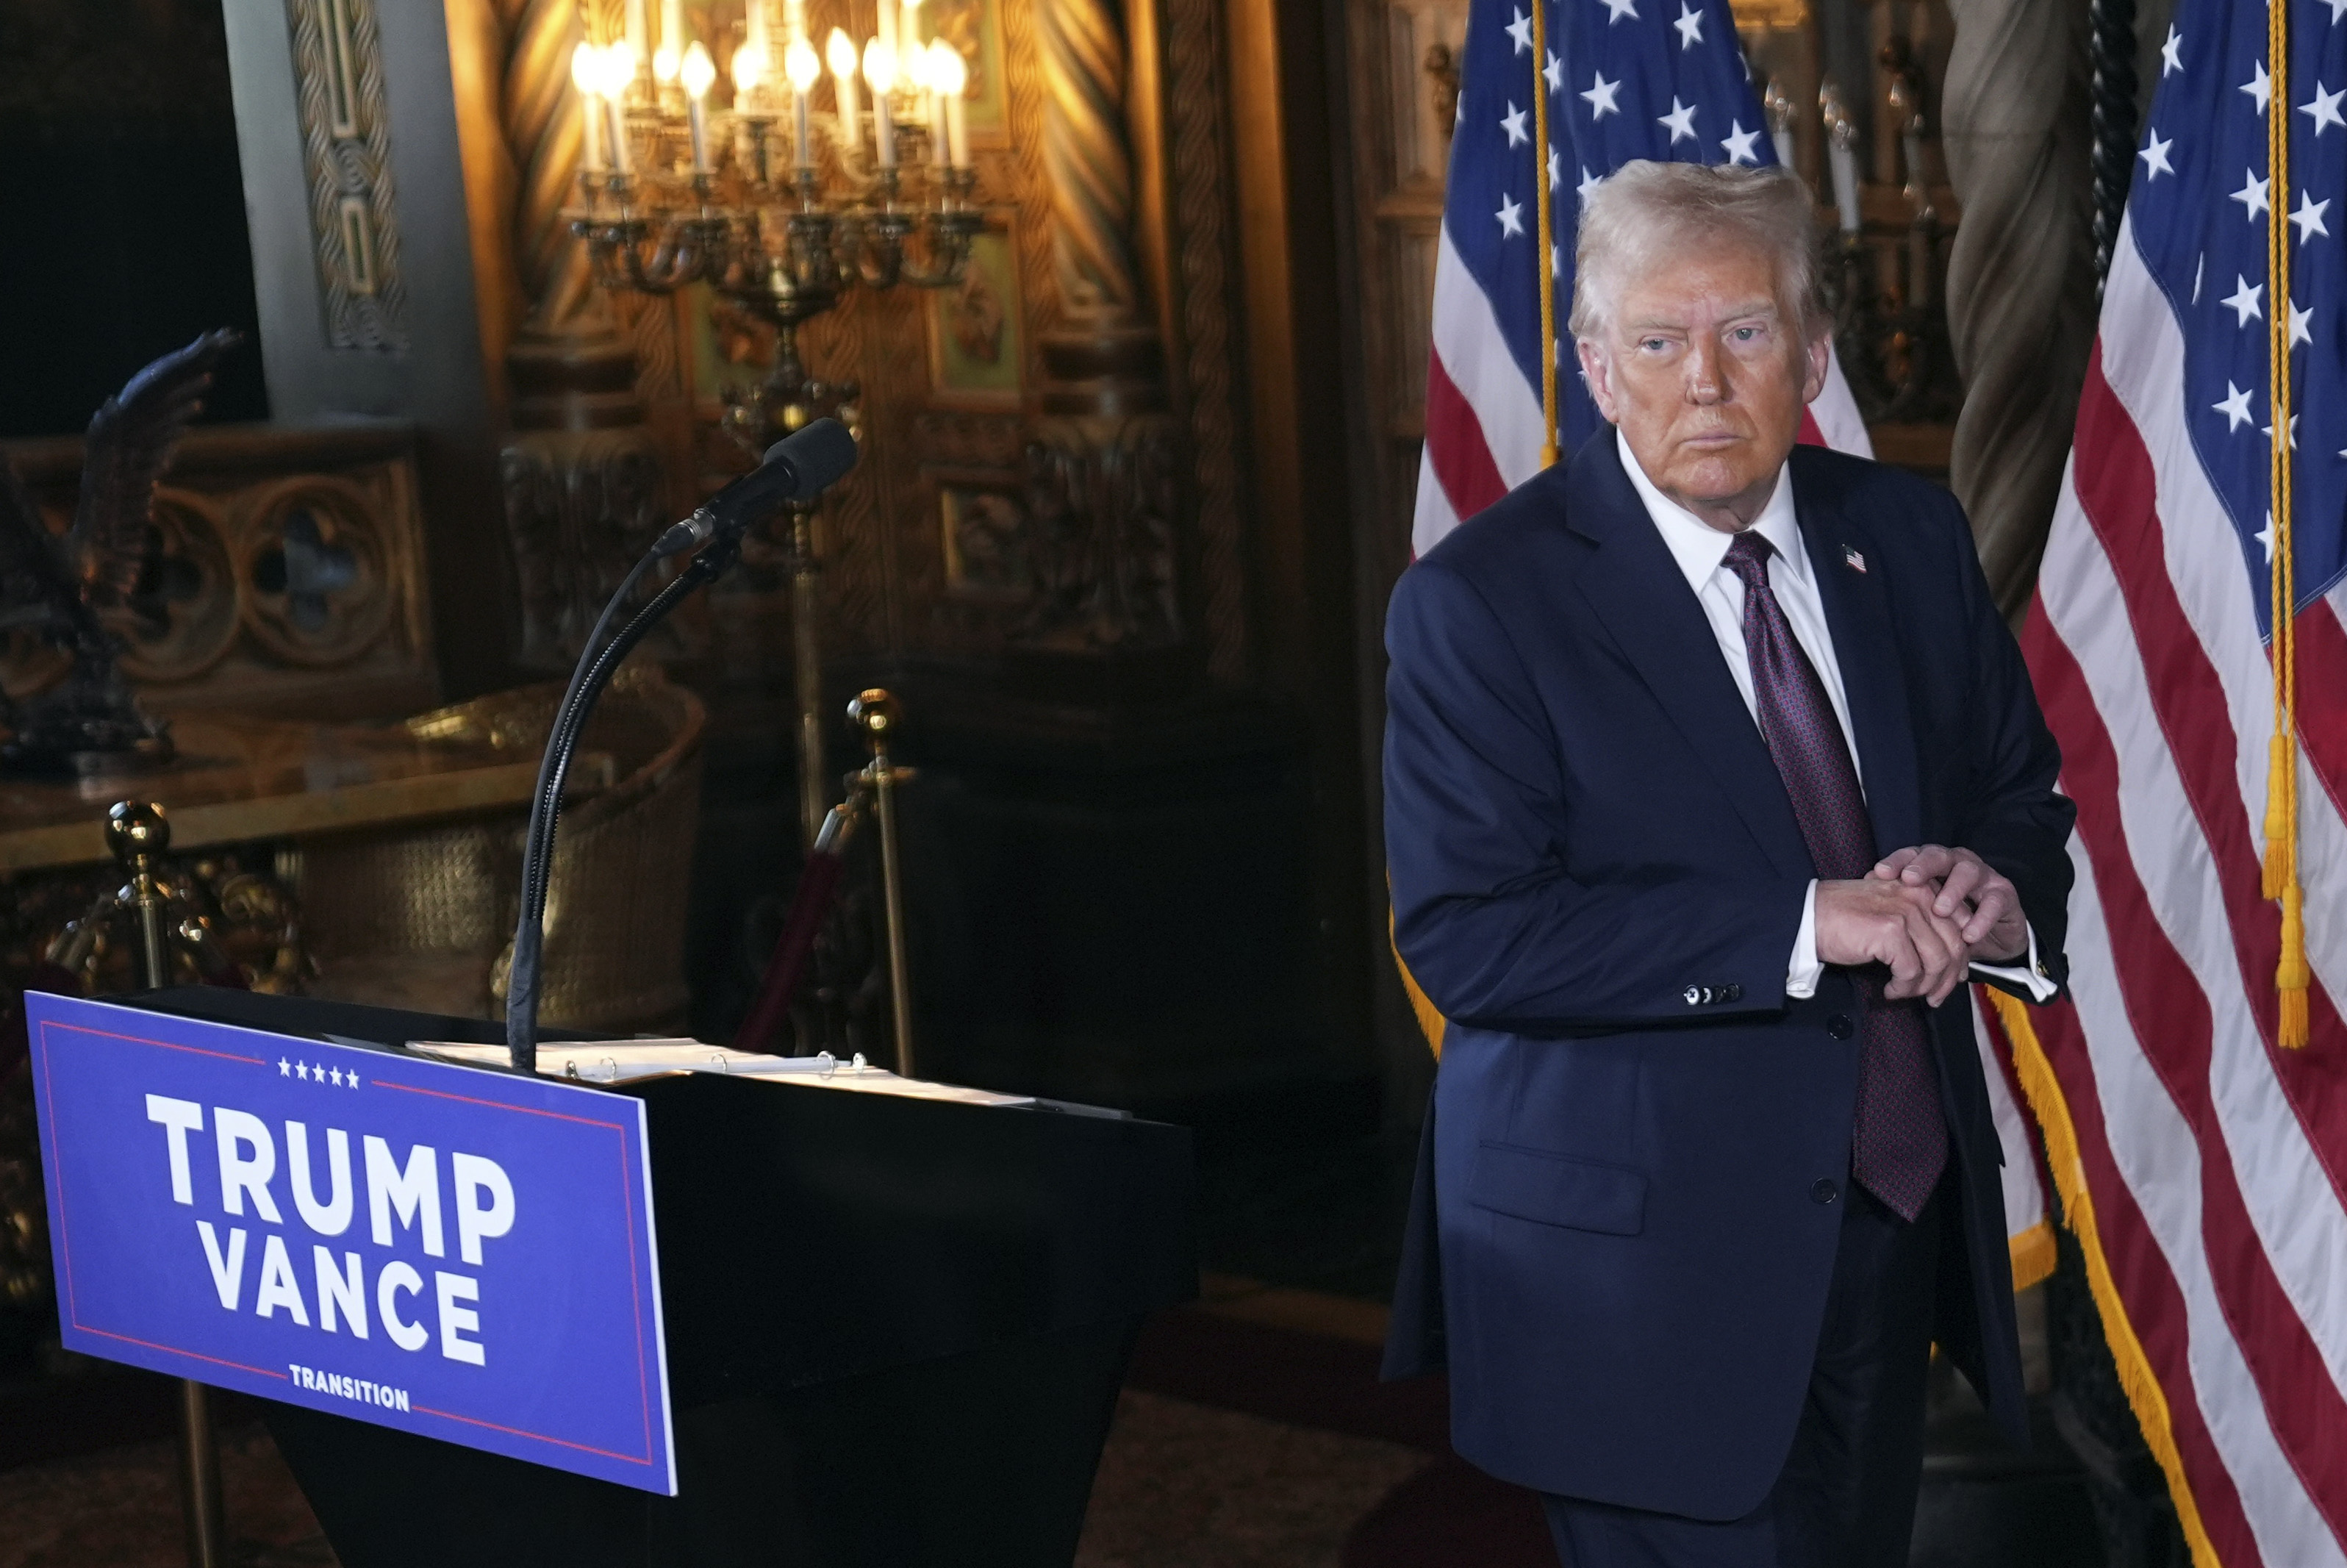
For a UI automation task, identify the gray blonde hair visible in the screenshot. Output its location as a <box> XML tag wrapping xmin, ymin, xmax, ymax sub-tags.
<box><xmin>1568</xmin><ymin>160</ymin><xmax>1825</xmax><ymax>343</ymax></box>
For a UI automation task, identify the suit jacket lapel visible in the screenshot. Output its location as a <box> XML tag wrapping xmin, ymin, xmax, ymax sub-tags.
<box><xmin>1563</xmin><ymin>434</ymin><xmax>1814</xmax><ymax>881</ymax></box>
<box><xmin>1791</xmin><ymin>457</ymin><xmax>1922</xmax><ymax>860</ymax></box>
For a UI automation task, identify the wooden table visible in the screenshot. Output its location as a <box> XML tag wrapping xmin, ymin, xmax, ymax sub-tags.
<box><xmin>0</xmin><ymin>708</ymin><xmax>608</xmax><ymax>876</ymax></box>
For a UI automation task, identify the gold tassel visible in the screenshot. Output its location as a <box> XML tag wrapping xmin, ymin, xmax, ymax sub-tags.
<box><xmin>2264</xmin><ymin>733</ymin><xmax>2294</xmax><ymax>898</ymax></box>
<box><xmin>2280</xmin><ymin>883</ymin><xmax>2311</xmax><ymax>1049</ymax></box>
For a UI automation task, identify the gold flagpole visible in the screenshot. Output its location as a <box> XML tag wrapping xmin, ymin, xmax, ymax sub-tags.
<box><xmin>1530</xmin><ymin>0</ymin><xmax>1561</xmax><ymax>468</ymax></box>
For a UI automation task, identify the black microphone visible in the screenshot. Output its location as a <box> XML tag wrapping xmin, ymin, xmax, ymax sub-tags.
<box><xmin>652</xmin><ymin>418</ymin><xmax>860</xmax><ymax>557</ymax></box>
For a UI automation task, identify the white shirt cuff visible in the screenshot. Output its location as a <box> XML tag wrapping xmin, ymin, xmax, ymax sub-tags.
<box><xmin>1970</xmin><ymin>919</ymin><xmax>2057</xmax><ymax>1002</ymax></box>
<box><xmin>1786</xmin><ymin>879</ymin><xmax>1823</xmax><ymax>999</ymax></box>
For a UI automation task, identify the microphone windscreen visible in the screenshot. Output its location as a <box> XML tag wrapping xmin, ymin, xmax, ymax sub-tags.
<box><xmin>766</xmin><ymin>419</ymin><xmax>860</xmax><ymax>500</ymax></box>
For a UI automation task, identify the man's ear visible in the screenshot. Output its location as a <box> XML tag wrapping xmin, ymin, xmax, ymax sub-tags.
<box><xmin>1799</xmin><ymin>329</ymin><xmax>1830</xmax><ymax>405</ymax></box>
<box><xmin>1577</xmin><ymin>340</ymin><xmax>1619</xmax><ymax>424</ymax></box>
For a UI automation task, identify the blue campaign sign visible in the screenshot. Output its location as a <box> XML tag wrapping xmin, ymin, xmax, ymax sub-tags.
<box><xmin>26</xmin><ymin>993</ymin><xmax>676</xmax><ymax>1494</ymax></box>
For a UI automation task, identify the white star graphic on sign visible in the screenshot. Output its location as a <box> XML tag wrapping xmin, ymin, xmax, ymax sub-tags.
<box><xmin>1658</xmin><ymin>96</ymin><xmax>1699</xmax><ymax>143</ymax></box>
<box><xmin>1507</xmin><ymin>7</ymin><xmax>1533</xmax><ymax>52</ymax></box>
<box><xmin>2162</xmin><ymin>25</ymin><xmax>2183</xmax><ymax>75</ymax></box>
<box><xmin>349</xmin><ymin>1071</ymin><xmax>359</xmax><ymax>1089</ymax></box>
<box><xmin>2290</xmin><ymin>298</ymin><xmax>2313</xmax><ymax>347</ymax></box>
<box><xmin>1674</xmin><ymin>1</ymin><xmax>1705</xmax><ymax>47</ymax></box>
<box><xmin>1577</xmin><ymin>164</ymin><xmax>1605</xmax><ymax>200</ymax></box>
<box><xmin>279</xmin><ymin>1058</ymin><xmax>292</xmax><ymax>1076</ymax></box>
<box><xmin>2262</xmin><ymin>415</ymin><xmax>2301</xmax><ymax>451</ymax></box>
<box><xmin>1600</xmin><ymin>0</ymin><xmax>1638</xmax><ymax>22</ymax></box>
<box><xmin>2257</xmin><ymin>513</ymin><xmax>2276</xmax><ymax>562</ymax></box>
<box><xmin>1497</xmin><ymin>194</ymin><xmax>1525</xmax><ymax>237</ymax></box>
<box><xmin>1502</xmin><ymin>101</ymin><xmax>1530</xmax><ymax>146</ymax></box>
<box><xmin>326</xmin><ymin>1067</ymin><xmax>342</xmax><ymax>1086</ymax></box>
<box><xmin>2138</xmin><ymin>129</ymin><xmax>2174</xmax><ymax>180</ymax></box>
<box><xmin>2243</xmin><ymin>60</ymin><xmax>2273</xmax><ymax>113</ymax></box>
<box><xmin>2301</xmin><ymin>81</ymin><xmax>2347</xmax><ymax>135</ymax></box>
<box><xmin>298</xmin><ymin>1062</ymin><xmax>312</xmax><ymax>1081</ymax></box>
<box><xmin>2223</xmin><ymin>275</ymin><xmax>2265</xmax><ymax>326</ymax></box>
<box><xmin>2293</xmin><ymin>190</ymin><xmax>2332</xmax><ymax>240</ymax></box>
<box><xmin>1545</xmin><ymin>50</ymin><xmax>1566</xmax><ymax>94</ymax></box>
<box><xmin>2232</xmin><ymin>169</ymin><xmax>2271</xmax><ymax>220</ymax></box>
<box><xmin>1721</xmin><ymin>121</ymin><xmax>1761</xmax><ymax>164</ymax></box>
<box><xmin>2215</xmin><ymin>381</ymin><xmax>2256</xmax><ymax>430</ymax></box>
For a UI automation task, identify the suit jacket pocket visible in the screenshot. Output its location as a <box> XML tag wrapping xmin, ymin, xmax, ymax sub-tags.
<box><xmin>1467</xmin><ymin>1142</ymin><xmax>1647</xmax><ymax>1236</ymax></box>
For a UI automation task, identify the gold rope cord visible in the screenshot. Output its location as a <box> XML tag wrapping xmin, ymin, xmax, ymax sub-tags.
<box><xmin>2263</xmin><ymin>0</ymin><xmax>2310</xmax><ymax>1045</ymax></box>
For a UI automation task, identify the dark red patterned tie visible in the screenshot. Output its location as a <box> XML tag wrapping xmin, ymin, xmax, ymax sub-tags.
<box><xmin>1720</xmin><ymin>531</ymin><xmax>1946</xmax><ymax>1222</ymax></box>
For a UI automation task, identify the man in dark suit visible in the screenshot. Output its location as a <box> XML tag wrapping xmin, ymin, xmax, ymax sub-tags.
<box><xmin>1380</xmin><ymin>160</ymin><xmax>2074</xmax><ymax>1566</ymax></box>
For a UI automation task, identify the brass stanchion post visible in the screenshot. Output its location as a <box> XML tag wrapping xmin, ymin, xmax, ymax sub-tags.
<box><xmin>847</xmin><ymin>692</ymin><xmax>916</xmax><ymax>1078</ymax></box>
<box><xmin>106</xmin><ymin>803</ymin><xmax>229</xmax><ymax>1568</ymax></box>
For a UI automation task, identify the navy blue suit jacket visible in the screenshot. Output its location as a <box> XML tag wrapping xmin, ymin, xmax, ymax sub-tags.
<box><xmin>1380</xmin><ymin>431</ymin><xmax>2074</xmax><ymax>1519</ymax></box>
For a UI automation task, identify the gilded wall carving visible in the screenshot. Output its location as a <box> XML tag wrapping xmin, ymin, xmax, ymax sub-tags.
<box><xmin>287</xmin><ymin>0</ymin><xmax>409</xmax><ymax>351</ymax></box>
<box><xmin>0</xmin><ymin>426</ymin><xmax>437</xmax><ymax>720</ymax></box>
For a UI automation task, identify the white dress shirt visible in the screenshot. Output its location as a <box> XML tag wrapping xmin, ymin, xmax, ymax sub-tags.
<box><xmin>1618</xmin><ymin>443</ymin><xmax>2054</xmax><ymax>1003</ymax></box>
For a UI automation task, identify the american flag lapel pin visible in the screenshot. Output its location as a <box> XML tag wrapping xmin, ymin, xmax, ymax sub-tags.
<box><xmin>1843</xmin><ymin>545</ymin><xmax>1867</xmax><ymax>574</ymax></box>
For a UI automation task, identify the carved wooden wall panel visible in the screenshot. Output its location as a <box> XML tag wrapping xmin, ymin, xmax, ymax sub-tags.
<box><xmin>0</xmin><ymin>425</ymin><xmax>437</xmax><ymax>720</ymax></box>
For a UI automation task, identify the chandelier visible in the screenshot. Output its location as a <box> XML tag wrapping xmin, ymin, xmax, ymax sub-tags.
<box><xmin>567</xmin><ymin>0</ymin><xmax>983</xmax><ymax>448</ymax></box>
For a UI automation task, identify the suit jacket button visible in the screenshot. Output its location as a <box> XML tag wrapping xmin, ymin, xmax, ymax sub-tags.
<box><xmin>1826</xmin><ymin>1014</ymin><xmax>1854</xmax><ymax>1040</ymax></box>
<box><xmin>1683</xmin><ymin>986</ymin><xmax>1702</xmax><ymax>1005</ymax></box>
<box><xmin>1811</xmin><ymin>1178</ymin><xmax>1839</xmax><ymax>1205</ymax></box>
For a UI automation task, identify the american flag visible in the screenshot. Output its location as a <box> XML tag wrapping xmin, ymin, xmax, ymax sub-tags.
<box><xmin>2008</xmin><ymin>0</ymin><xmax>2347</xmax><ymax>1556</ymax></box>
<box><xmin>1407</xmin><ymin>0</ymin><xmax>2055</xmax><ymax>1286</ymax></box>
<box><xmin>1411</xmin><ymin>0</ymin><xmax>1871</xmax><ymax>556</ymax></box>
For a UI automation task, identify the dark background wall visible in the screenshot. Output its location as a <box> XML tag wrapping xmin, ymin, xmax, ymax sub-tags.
<box><xmin>0</xmin><ymin>0</ymin><xmax>267</xmax><ymax>437</ymax></box>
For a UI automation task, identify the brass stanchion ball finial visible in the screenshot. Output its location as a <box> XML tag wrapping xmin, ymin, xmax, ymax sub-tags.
<box><xmin>848</xmin><ymin>690</ymin><xmax>898</xmax><ymax>756</ymax></box>
<box><xmin>107</xmin><ymin>801</ymin><xmax>170</xmax><ymax>870</ymax></box>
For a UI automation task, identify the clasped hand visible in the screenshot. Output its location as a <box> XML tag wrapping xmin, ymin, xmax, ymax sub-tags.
<box><xmin>1813</xmin><ymin>845</ymin><xmax>2027</xmax><ymax>1007</ymax></box>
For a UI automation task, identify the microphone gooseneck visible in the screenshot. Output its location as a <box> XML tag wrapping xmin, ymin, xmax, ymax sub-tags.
<box><xmin>504</xmin><ymin>418</ymin><xmax>860</xmax><ymax>1073</ymax></box>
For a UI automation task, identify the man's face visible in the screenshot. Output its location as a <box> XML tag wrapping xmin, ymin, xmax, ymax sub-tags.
<box><xmin>1577</xmin><ymin>243</ymin><xmax>1829</xmax><ymax>529</ymax></box>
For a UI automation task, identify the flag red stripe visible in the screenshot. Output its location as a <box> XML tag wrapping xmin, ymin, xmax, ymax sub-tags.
<box><xmin>1424</xmin><ymin>347</ymin><xmax>1510</xmax><ymax>523</ymax></box>
<box><xmin>2288</xmin><ymin>600</ymin><xmax>2347</xmax><ymax>839</ymax></box>
<box><xmin>2021</xmin><ymin>991</ymin><xmax>2265</xmax><ymax>1565</ymax></box>
<box><xmin>2063</xmin><ymin>350</ymin><xmax>2347</xmax><ymax>1182</ymax></box>
<box><xmin>2027</xmin><ymin>604</ymin><xmax>2347</xmax><ymax>1537</ymax></box>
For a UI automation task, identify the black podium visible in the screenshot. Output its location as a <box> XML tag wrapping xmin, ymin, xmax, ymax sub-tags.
<box><xmin>126</xmin><ymin>989</ymin><xmax>1197</xmax><ymax>1568</ymax></box>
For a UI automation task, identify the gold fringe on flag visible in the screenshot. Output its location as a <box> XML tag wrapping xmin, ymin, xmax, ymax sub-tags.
<box><xmin>1530</xmin><ymin>0</ymin><xmax>1561</xmax><ymax>468</ymax></box>
<box><xmin>1989</xmin><ymin>992</ymin><xmax>2223</xmax><ymax>1568</ymax></box>
<box><xmin>2264</xmin><ymin>0</ymin><xmax>2310</xmax><ymax>1045</ymax></box>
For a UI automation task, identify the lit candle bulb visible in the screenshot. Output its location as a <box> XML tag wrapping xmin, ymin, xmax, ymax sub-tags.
<box><xmin>682</xmin><ymin>41</ymin><xmax>716</xmax><ymax>171</ymax></box>
<box><xmin>655</xmin><ymin>0</ymin><xmax>684</xmax><ymax>82</ymax></box>
<box><xmin>743</xmin><ymin>0</ymin><xmax>770</xmax><ymax>104</ymax></box>
<box><xmin>900</xmin><ymin>0</ymin><xmax>923</xmax><ymax>59</ymax></box>
<box><xmin>785</xmin><ymin>35</ymin><xmax>822</xmax><ymax>171</ymax></box>
<box><xmin>863</xmin><ymin>38</ymin><xmax>897</xmax><ymax>168</ymax></box>
<box><xmin>733</xmin><ymin>39</ymin><xmax>767</xmax><ymax>110</ymax></box>
<box><xmin>573</xmin><ymin>41</ymin><xmax>605</xmax><ymax>172</ymax></box>
<box><xmin>601</xmin><ymin>43</ymin><xmax>634</xmax><ymax>173</ymax></box>
<box><xmin>875</xmin><ymin>0</ymin><xmax>897</xmax><ymax>68</ymax></box>
<box><xmin>931</xmin><ymin>42</ymin><xmax>968</xmax><ymax>170</ymax></box>
<box><xmin>828</xmin><ymin>29</ymin><xmax>861</xmax><ymax>151</ymax></box>
<box><xmin>918</xmin><ymin>41</ymin><xmax>947</xmax><ymax>165</ymax></box>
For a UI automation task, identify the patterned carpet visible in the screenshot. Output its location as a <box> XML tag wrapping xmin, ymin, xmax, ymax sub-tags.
<box><xmin>0</xmin><ymin>1290</ymin><xmax>1550</xmax><ymax>1568</ymax></box>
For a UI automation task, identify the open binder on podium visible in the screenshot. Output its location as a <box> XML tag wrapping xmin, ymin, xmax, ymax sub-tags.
<box><xmin>26</xmin><ymin>984</ymin><xmax>1195</xmax><ymax>1567</ymax></box>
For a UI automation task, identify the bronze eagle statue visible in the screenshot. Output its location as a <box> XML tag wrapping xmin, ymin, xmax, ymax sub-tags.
<box><xmin>0</xmin><ymin>329</ymin><xmax>242</xmax><ymax>775</ymax></box>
